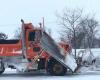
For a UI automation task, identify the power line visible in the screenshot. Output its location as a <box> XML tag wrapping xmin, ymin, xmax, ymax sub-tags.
<box><xmin>0</xmin><ymin>24</ymin><xmax>20</xmax><ymax>27</ymax></box>
<box><xmin>0</xmin><ymin>21</ymin><xmax>57</xmax><ymax>27</ymax></box>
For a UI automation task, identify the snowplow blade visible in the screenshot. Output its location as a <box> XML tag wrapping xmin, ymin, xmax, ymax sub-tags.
<box><xmin>40</xmin><ymin>32</ymin><xmax>77</xmax><ymax>72</ymax></box>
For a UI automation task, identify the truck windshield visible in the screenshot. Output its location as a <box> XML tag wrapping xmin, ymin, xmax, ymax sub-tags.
<box><xmin>28</xmin><ymin>30</ymin><xmax>42</xmax><ymax>41</ymax></box>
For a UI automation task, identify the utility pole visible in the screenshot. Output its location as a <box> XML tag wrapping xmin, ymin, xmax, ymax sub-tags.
<box><xmin>42</xmin><ymin>17</ymin><xmax>45</xmax><ymax>31</ymax></box>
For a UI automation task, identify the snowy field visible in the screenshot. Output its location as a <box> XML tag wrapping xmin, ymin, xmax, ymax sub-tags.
<box><xmin>1</xmin><ymin>48</ymin><xmax>100</xmax><ymax>80</ymax></box>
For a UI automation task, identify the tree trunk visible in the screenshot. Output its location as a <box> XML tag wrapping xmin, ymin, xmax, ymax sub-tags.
<box><xmin>74</xmin><ymin>30</ymin><xmax>77</xmax><ymax>59</ymax></box>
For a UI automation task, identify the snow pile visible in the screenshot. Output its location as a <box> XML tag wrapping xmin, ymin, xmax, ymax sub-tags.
<box><xmin>78</xmin><ymin>49</ymin><xmax>95</xmax><ymax>65</ymax></box>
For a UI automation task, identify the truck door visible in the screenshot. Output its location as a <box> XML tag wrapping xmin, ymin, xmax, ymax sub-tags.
<box><xmin>28</xmin><ymin>30</ymin><xmax>42</xmax><ymax>57</ymax></box>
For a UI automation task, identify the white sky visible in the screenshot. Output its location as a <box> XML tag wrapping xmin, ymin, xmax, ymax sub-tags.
<box><xmin>0</xmin><ymin>0</ymin><xmax>100</xmax><ymax>39</ymax></box>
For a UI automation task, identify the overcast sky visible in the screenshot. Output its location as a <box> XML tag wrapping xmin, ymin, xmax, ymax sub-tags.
<box><xmin>0</xmin><ymin>0</ymin><xmax>100</xmax><ymax>39</ymax></box>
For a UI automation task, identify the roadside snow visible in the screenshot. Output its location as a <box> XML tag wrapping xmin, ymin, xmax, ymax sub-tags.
<box><xmin>72</xmin><ymin>48</ymin><xmax>100</xmax><ymax>57</ymax></box>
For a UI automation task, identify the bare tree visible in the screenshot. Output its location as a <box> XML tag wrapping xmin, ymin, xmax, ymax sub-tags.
<box><xmin>80</xmin><ymin>17</ymin><xmax>99</xmax><ymax>48</ymax></box>
<box><xmin>0</xmin><ymin>32</ymin><xmax>8</xmax><ymax>40</ymax></box>
<box><xmin>14</xmin><ymin>27</ymin><xmax>21</xmax><ymax>39</ymax></box>
<box><xmin>57</xmin><ymin>9</ymin><xmax>83</xmax><ymax>59</ymax></box>
<box><xmin>87</xmin><ymin>18</ymin><xmax>98</xmax><ymax>48</ymax></box>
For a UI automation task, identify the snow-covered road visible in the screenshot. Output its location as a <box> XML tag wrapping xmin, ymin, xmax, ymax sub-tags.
<box><xmin>1</xmin><ymin>69</ymin><xmax>100</xmax><ymax>80</ymax></box>
<box><xmin>1</xmin><ymin>48</ymin><xmax>100</xmax><ymax>80</ymax></box>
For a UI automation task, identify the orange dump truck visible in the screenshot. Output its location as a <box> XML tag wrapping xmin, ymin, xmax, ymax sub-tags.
<box><xmin>0</xmin><ymin>20</ymin><xmax>77</xmax><ymax>76</ymax></box>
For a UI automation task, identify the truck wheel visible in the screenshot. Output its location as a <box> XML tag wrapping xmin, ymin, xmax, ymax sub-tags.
<box><xmin>46</xmin><ymin>58</ymin><xmax>66</xmax><ymax>76</ymax></box>
<box><xmin>0</xmin><ymin>62</ymin><xmax>5</xmax><ymax>75</ymax></box>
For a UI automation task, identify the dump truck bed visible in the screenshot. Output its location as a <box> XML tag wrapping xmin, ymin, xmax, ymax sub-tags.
<box><xmin>0</xmin><ymin>40</ymin><xmax>19</xmax><ymax>44</ymax></box>
<box><xmin>0</xmin><ymin>39</ymin><xmax>22</xmax><ymax>56</ymax></box>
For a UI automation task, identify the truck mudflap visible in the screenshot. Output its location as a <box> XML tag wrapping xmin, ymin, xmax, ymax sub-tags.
<box><xmin>40</xmin><ymin>32</ymin><xmax>77</xmax><ymax>72</ymax></box>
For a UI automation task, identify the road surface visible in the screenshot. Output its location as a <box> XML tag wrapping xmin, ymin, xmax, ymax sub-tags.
<box><xmin>0</xmin><ymin>68</ymin><xmax>100</xmax><ymax>80</ymax></box>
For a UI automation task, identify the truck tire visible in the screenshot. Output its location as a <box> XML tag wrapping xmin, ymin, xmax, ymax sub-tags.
<box><xmin>0</xmin><ymin>62</ymin><xmax>5</xmax><ymax>75</ymax></box>
<box><xmin>46</xmin><ymin>58</ymin><xmax>67</xmax><ymax>76</ymax></box>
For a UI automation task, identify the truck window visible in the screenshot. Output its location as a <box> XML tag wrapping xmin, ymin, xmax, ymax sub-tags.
<box><xmin>28</xmin><ymin>31</ymin><xmax>35</xmax><ymax>41</ymax></box>
<box><xmin>35</xmin><ymin>30</ymin><xmax>42</xmax><ymax>41</ymax></box>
